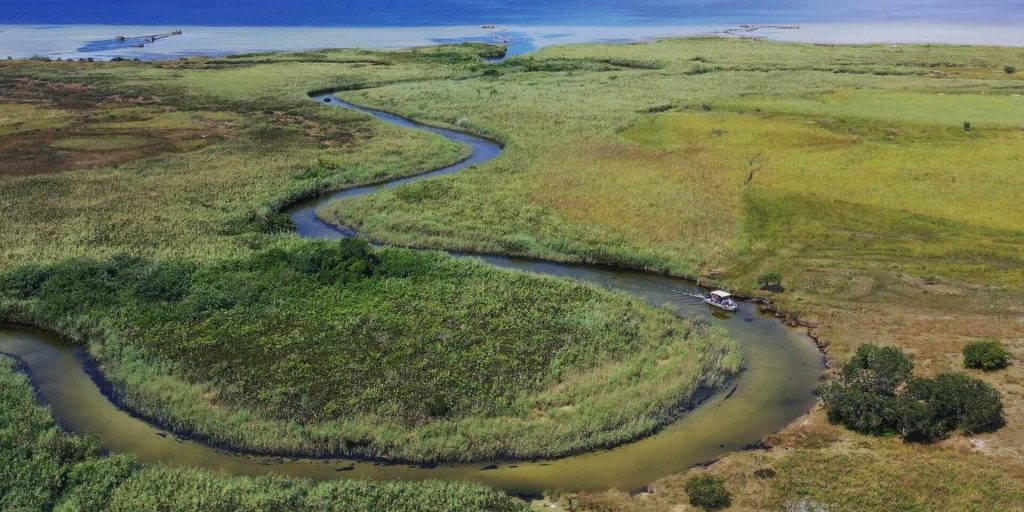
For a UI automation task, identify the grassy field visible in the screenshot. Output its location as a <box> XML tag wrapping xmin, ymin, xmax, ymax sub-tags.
<box><xmin>2</xmin><ymin>37</ymin><xmax>1024</xmax><ymax>511</ymax></box>
<box><xmin>0</xmin><ymin>239</ymin><xmax>739</xmax><ymax>461</ymax></box>
<box><xmin>565</xmin><ymin>409</ymin><xmax>1024</xmax><ymax>512</ymax></box>
<box><xmin>325</xmin><ymin>39</ymin><xmax>1024</xmax><ymax>290</ymax></box>
<box><xmin>309</xmin><ymin>39</ymin><xmax>1024</xmax><ymax>509</ymax></box>
<box><xmin>0</xmin><ymin>357</ymin><xmax>526</xmax><ymax>512</ymax></box>
<box><xmin>0</xmin><ymin>41</ymin><xmax>739</xmax><ymax>466</ymax></box>
<box><xmin>0</xmin><ymin>45</ymin><xmax>489</xmax><ymax>268</ymax></box>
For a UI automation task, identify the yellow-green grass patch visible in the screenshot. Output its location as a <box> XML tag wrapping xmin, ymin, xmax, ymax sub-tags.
<box><xmin>50</xmin><ymin>135</ymin><xmax>157</xmax><ymax>151</ymax></box>
<box><xmin>624</xmin><ymin>111</ymin><xmax>1024</xmax><ymax>232</ymax></box>
<box><xmin>0</xmin><ymin>103</ymin><xmax>73</xmax><ymax>136</ymax></box>
<box><xmin>722</xmin><ymin>90</ymin><xmax>1024</xmax><ymax>129</ymax></box>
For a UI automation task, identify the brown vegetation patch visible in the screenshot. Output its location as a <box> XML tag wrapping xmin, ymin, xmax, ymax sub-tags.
<box><xmin>0</xmin><ymin>126</ymin><xmax>229</xmax><ymax>177</ymax></box>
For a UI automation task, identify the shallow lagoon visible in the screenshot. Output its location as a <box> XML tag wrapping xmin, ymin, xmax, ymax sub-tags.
<box><xmin>1</xmin><ymin>21</ymin><xmax>1022</xmax><ymax>61</ymax></box>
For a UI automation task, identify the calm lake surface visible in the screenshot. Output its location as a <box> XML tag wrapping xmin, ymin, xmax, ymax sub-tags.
<box><xmin>4</xmin><ymin>0</ymin><xmax>1023</xmax><ymax>26</ymax></box>
<box><xmin>1</xmin><ymin>1</ymin><xmax>1022</xmax><ymax>59</ymax></box>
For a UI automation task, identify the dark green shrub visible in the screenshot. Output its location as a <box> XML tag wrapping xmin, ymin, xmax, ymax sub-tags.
<box><xmin>756</xmin><ymin>270</ymin><xmax>783</xmax><ymax>290</ymax></box>
<box><xmin>963</xmin><ymin>339</ymin><xmax>1011</xmax><ymax>371</ymax></box>
<box><xmin>684</xmin><ymin>474</ymin><xmax>731</xmax><ymax>510</ymax></box>
<box><xmin>0</xmin><ymin>265</ymin><xmax>52</xmax><ymax>299</ymax></box>
<box><xmin>223</xmin><ymin>210</ymin><xmax>294</xmax><ymax>235</ymax></box>
<box><xmin>893</xmin><ymin>378</ymin><xmax>953</xmax><ymax>442</ymax></box>
<box><xmin>821</xmin><ymin>345</ymin><xmax>1005</xmax><ymax>441</ymax></box>
<box><xmin>132</xmin><ymin>262</ymin><xmax>194</xmax><ymax>302</ymax></box>
<box><xmin>426</xmin><ymin>394</ymin><xmax>451</xmax><ymax>418</ymax></box>
<box><xmin>819</xmin><ymin>379</ymin><xmax>897</xmax><ymax>435</ymax></box>
<box><xmin>1005</xmin><ymin>65</ymin><xmax>1017</xmax><ymax>74</ymax></box>
<box><xmin>840</xmin><ymin>344</ymin><xmax>913</xmax><ymax>395</ymax></box>
<box><xmin>963</xmin><ymin>121</ymin><xmax>972</xmax><ymax>132</ymax></box>
<box><xmin>34</xmin><ymin>259</ymin><xmax>119</xmax><ymax>316</ymax></box>
<box><xmin>373</xmin><ymin>249</ymin><xmax>436</xmax><ymax>278</ymax></box>
<box><xmin>255</xmin><ymin>239</ymin><xmax>378</xmax><ymax>284</ymax></box>
<box><xmin>932</xmin><ymin>372</ymin><xmax>1004</xmax><ymax>434</ymax></box>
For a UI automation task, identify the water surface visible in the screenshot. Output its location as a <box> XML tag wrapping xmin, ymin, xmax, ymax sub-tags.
<box><xmin>4</xmin><ymin>0</ymin><xmax>1021</xmax><ymax>26</ymax></box>
<box><xmin>1</xmin><ymin>1</ymin><xmax>1022</xmax><ymax>60</ymax></box>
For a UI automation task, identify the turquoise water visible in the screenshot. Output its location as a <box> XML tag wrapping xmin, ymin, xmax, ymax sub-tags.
<box><xmin>2</xmin><ymin>0</ymin><xmax>1022</xmax><ymax>26</ymax></box>
<box><xmin>1</xmin><ymin>1</ymin><xmax>1021</xmax><ymax>60</ymax></box>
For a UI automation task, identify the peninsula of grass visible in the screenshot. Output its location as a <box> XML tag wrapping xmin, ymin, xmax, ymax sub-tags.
<box><xmin>0</xmin><ymin>239</ymin><xmax>741</xmax><ymax>462</ymax></box>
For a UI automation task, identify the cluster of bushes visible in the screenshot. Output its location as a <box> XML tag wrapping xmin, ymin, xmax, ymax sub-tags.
<box><xmin>820</xmin><ymin>345</ymin><xmax>1004</xmax><ymax>442</ymax></box>
<box><xmin>1</xmin><ymin>240</ymin><xmax>380</xmax><ymax>311</ymax></box>
<box><xmin>2</xmin><ymin>254</ymin><xmax>196</xmax><ymax>314</ymax></box>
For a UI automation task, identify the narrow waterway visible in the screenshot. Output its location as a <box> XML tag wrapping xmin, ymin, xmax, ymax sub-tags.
<box><xmin>0</xmin><ymin>93</ymin><xmax>823</xmax><ymax>495</ymax></box>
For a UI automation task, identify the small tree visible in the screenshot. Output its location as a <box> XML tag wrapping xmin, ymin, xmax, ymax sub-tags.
<box><xmin>684</xmin><ymin>474</ymin><xmax>731</xmax><ymax>510</ymax></box>
<box><xmin>757</xmin><ymin>271</ymin><xmax>783</xmax><ymax>291</ymax></box>
<box><xmin>963</xmin><ymin>339</ymin><xmax>1011</xmax><ymax>371</ymax></box>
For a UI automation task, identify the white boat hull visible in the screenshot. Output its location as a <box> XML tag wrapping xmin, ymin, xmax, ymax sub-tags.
<box><xmin>704</xmin><ymin>298</ymin><xmax>738</xmax><ymax>312</ymax></box>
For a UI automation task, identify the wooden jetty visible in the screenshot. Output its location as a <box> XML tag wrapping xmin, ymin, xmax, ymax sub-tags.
<box><xmin>114</xmin><ymin>30</ymin><xmax>182</xmax><ymax>46</ymax></box>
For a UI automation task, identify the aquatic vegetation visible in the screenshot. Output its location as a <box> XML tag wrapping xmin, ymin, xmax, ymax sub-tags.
<box><xmin>0</xmin><ymin>357</ymin><xmax>525</xmax><ymax>512</ymax></box>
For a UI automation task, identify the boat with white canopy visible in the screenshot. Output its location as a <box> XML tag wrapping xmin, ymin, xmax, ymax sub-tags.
<box><xmin>704</xmin><ymin>290</ymin><xmax>738</xmax><ymax>312</ymax></box>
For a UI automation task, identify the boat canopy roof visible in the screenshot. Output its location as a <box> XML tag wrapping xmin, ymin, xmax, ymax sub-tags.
<box><xmin>710</xmin><ymin>290</ymin><xmax>732</xmax><ymax>298</ymax></box>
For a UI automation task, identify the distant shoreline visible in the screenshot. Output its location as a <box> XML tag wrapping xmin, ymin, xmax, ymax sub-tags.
<box><xmin>1</xmin><ymin>21</ymin><xmax>1023</xmax><ymax>61</ymax></box>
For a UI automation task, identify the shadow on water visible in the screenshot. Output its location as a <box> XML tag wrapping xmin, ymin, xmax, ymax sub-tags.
<box><xmin>0</xmin><ymin>92</ymin><xmax>823</xmax><ymax>495</ymax></box>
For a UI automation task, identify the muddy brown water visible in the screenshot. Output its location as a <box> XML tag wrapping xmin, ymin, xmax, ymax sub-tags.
<box><xmin>0</xmin><ymin>93</ymin><xmax>823</xmax><ymax>495</ymax></box>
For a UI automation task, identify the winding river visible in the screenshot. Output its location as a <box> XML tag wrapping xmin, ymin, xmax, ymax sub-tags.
<box><xmin>0</xmin><ymin>93</ymin><xmax>823</xmax><ymax>496</ymax></box>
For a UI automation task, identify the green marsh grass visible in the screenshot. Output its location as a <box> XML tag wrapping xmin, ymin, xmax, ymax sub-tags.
<box><xmin>321</xmin><ymin>38</ymin><xmax>1024</xmax><ymax>300</ymax></box>
<box><xmin>0</xmin><ymin>240</ymin><xmax>741</xmax><ymax>462</ymax></box>
<box><xmin>0</xmin><ymin>358</ymin><xmax>526</xmax><ymax>512</ymax></box>
<box><xmin>4</xmin><ymin>38</ymin><xmax>1024</xmax><ymax>510</ymax></box>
